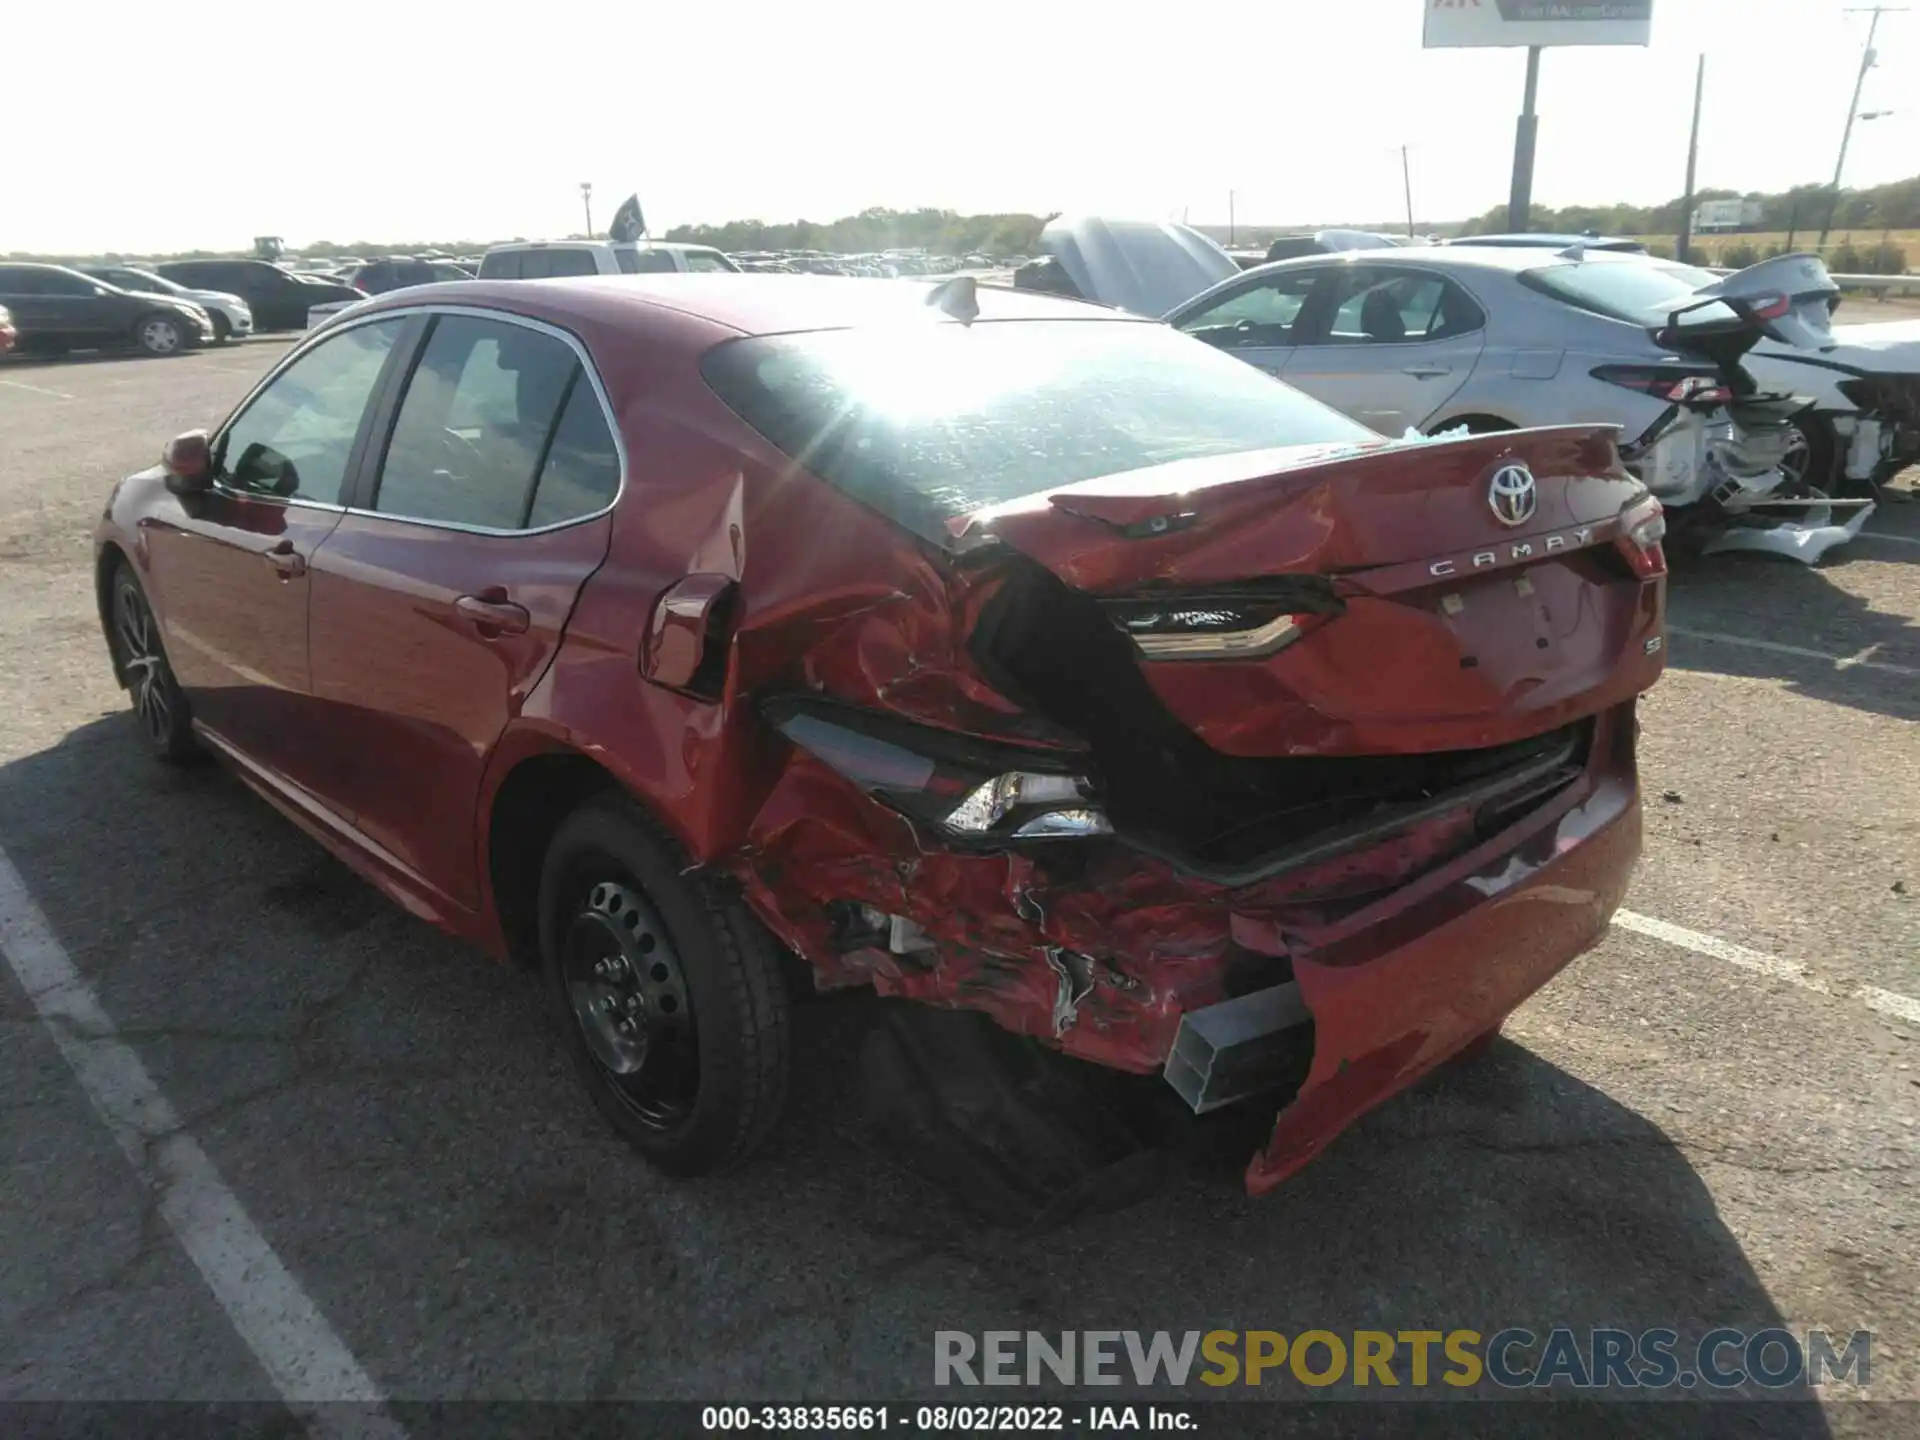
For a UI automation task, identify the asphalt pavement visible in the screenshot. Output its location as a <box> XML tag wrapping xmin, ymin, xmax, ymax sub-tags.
<box><xmin>0</xmin><ymin>338</ymin><xmax>1915</xmax><ymax>1436</ymax></box>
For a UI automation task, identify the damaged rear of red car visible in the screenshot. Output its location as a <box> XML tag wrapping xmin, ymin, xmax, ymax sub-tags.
<box><xmin>609</xmin><ymin>283</ymin><xmax>1668</xmax><ymax>1195</ymax></box>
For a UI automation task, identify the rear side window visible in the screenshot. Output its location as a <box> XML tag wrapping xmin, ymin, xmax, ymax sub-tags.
<box><xmin>526</xmin><ymin>379</ymin><xmax>622</xmax><ymax>527</ymax></box>
<box><xmin>373</xmin><ymin>316</ymin><xmax>611</xmax><ymax>529</ymax></box>
<box><xmin>0</xmin><ymin>268</ymin><xmax>45</xmax><ymax>295</ymax></box>
<box><xmin>701</xmin><ymin>319</ymin><xmax>1376</xmax><ymax>543</ymax></box>
<box><xmin>545</xmin><ymin>248</ymin><xmax>598</xmax><ymax>277</ymax></box>
<box><xmin>618</xmin><ymin>248</ymin><xmax>677</xmax><ymax>274</ymax></box>
<box><xmin>477</xmin><ymin>251</ymin><xmax>521</xmax><ymax>280</ymax></box>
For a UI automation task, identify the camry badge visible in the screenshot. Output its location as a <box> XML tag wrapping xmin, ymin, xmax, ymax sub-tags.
<box><xmin>1488</xmin><ymin>464</ymin><xmax>1538</xmax><ymax>528</ymax></box>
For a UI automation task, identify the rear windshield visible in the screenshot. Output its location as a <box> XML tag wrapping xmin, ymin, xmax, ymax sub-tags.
<box><xmin>700</xmin><ymin>318</ymin><xmax>1375</xmax><ymax>542</ymax></box>
<box><xmin>1524</xmin><ymin>260</ymin><xmax>1723</xmax><ymax>322</ymax></box>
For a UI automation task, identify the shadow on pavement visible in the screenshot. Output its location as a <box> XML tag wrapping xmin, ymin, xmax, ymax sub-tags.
<box><xmin>1666</xmin><ymin>553</ymin><xmax>1919</xmax><ymax>722</ymax></box>
<box><xmin>0</xmin><ymin>716</ymin><xmax>1834</xmax><ymax>1434</ymax></box>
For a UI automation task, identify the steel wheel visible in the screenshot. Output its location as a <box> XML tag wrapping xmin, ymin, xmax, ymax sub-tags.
<box><xmin>561</xmin><ymin>878</ymin><xmax>699</xmax><ymax>1131</ymax></box>
<box><xmin>538</xmin><ymin>794</ymin><xmax>790</xmax><ymax>1175</ymax></box>
<box><xmin>137</xmin><ymin>317</ymin><xmax>182</xmax><ymax>355</ymax></box>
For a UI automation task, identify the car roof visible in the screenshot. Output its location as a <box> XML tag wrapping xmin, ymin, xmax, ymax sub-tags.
<box><xmin>349</xmin><ymin>273</ymin><xmax>1140</xmax><ymax>340</ymax></box>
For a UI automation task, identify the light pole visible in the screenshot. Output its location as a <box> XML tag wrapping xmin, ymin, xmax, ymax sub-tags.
<box><xmin>580</xmin><ymin>182</ymin><xmax>595</xmax><ymax>240</ymax></box>
<box><xmin>1677</xmin><ymin>55</ymin><xmax>1706</xmax><ymax>264</ymax></box>
<box><xmin>1820</xmin><ymin>6</ymin><xmax>1906</xmax><ymax>247</ymax></box>
<box><xmin>1400</xmin><ymin>145</ymin><xmax>1416</xmax><ymax>239</ymax></box>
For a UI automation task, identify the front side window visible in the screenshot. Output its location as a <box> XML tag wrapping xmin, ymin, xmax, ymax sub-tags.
<box><xmin>217</xmin><ymin>319</ymin><xmax>403</xmax><ymax>503</ymax></box>
<box><xmin>682</xmin><ymin>249</ymin><xmax>737</xmax><ymax>274</ymax></box>
<box><xmin>477</xmin><ymin>252</ymin><xmax>521</xmax><ymax>280</ymax></box>
<box><xmin>112</xmin><ymin>270</ymin><xmax>169</xmax><ymax>295</ymax></box>
<box><xmin>701</xmin><ymin>318</ymin><xmax>1376</xmax><ymax>543</ymax></box>
<box><xmin>373</xmin><ymin>316</ymin><xmax>580</xmax><ymax>528</ymax></box>
<box><xmin>1177</xmin><ymin>270</ymin><xmax>1323</xmax><ymax>350</ymax></box>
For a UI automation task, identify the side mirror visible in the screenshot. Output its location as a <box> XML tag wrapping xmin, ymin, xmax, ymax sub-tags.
<box><xmin>162</xmin><ymin>430</ymin><xmax>213</xmax><ymax>496</ymax></box>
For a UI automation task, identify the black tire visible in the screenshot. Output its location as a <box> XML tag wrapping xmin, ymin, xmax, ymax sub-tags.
<box><xmin>1449</xmin><ymin>1021</ymin><xmax>1504</xmax><ymax>1068</ymax></box>
<box><xmin>133</xmin><ymin>313</ymin><xmax>186</xmax><ymax>357</ymax></box>
<box><xmin>210</xmin><ymin>312</ymin><xmax>231</xmax><ymax>343</ymax></box>
<box><xmin>538</xmin><ymin>794</ymin><xmax>789</xmax><ymax>1175</ymax></box>
<box><xmin>1780</xmin><ymin>416</ymin><xmax>1841</xmax><ymax>495</ymax></box>
<box><xmin>109</xmin><ymin>565</ymin><xmax>198</xmax><ymax>761</ymax></box>
<box><xmin>1433</xmin><ymin>414</ymin><xmax>1517</xmax><ymax>436</ymax></box>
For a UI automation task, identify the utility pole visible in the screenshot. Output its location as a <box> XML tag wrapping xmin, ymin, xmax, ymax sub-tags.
<box><xmin>580</xmin><ymin>181</ymin><xmax>595</xmax><ymax>240</ymax></box>
<box><xmin>1228</xmin><ymin>190</ymin><xmax>1237</xmax><ymax>247</ymax></box>
<box><xmin>1507</xmin><ymin>46</ymin><xmax>1543</xmax><ymax>232</ymax></box>
<box><xmin>1821</xmin><ymin>6</ymin><xmax>1906</xmax><ymax>247</ymax></box>
<box><xmin>1677</xmin><ymin>55</ymin><xmax>1706</xmax><ymax>264</ymax></box>
<box><xmin>1401</xmin><ymin>145</ymin><xmax>1416</xmax><ymax>238</ymax></box>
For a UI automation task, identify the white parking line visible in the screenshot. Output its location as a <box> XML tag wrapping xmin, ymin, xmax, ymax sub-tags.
<box><xmin>0</xmin><ymin>843</ymin><xmax>404</xmax><ymax>1437</ymax></box>
<box><xmin>0</xmin><ymin>378</ymin><xmax>76</xmax><ymax>400</ymax></box>
<box><xmin>1668</xmin><ymin>626</ymin><xmax>1920</xmax><ymax>680</ymax></box>
<box><xmin>1613</xmin><ymin>909</ymin><xmax>1920</xmax><ymax>1026</ymax></box>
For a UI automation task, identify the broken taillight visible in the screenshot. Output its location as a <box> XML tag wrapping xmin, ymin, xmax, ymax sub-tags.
<box><xmin>762</xmin><ymin>696</ymin><xmax>1112</xmax><ymax>842</ymax></box>
<box><xmin>1591</xmin><ymin>364</ymin><xmax>1733</xmax><ymax>407</ymax></box>
<box><xmin>1099</xmin><ymin>585</ymin><xmax>1341</xmax><ymax>662</ymax></box>
<box><xmin>1614</xmin><ymin>496</ymin><xmax>1668</xmax><ymax>579</ymax></box>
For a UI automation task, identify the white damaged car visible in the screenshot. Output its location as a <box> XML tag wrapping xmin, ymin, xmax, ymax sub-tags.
<box><xmin>1025</xmin><ymin>218</ymin><xmax>1901</xmax><ymax>563</ymax></box>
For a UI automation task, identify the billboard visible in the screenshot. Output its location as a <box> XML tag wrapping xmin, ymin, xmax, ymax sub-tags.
<box><xmin>1694</xmin><ymin>199</ymin><xmax>1766</xmax><ymax>232</ymax></box>
<box><xmin>1424</xmin><ymin>0</ymin><xmax>1654</xmax><ymax>48</ymax></box>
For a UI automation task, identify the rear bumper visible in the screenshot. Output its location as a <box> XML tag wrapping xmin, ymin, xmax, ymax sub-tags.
<box><xmin>1248</xmin><ymin>761</ymin><xmax>1640</xmax><ymax>1195</ymax></box>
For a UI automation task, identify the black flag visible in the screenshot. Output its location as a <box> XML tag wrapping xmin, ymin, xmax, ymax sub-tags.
<box><xmin>607</xmin><ymin>194</ymin><xmax>646</xmax><ymax>243</ymax></box>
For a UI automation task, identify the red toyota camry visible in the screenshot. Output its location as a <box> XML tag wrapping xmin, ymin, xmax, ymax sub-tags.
<box><xmin>95</xmin><ymin>275</ymin><xmax>1667</xmax><ymax>1194</ymax></box>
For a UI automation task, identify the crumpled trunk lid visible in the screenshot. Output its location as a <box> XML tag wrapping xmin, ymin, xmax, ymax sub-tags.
<box><xmin>962</xmin><ymin>425</ymin><xmax>1664</xmax><ymax>758</ymax></box>
<box><xmin>964</xmin><ymin>425</ymin><xmax>1636</xmax><ymax>590</ymax></box>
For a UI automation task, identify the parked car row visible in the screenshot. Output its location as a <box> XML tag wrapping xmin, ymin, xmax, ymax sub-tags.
<box><xmin>0</xmin><ymin>264</ymin><xmax>216</xmax><ymax>357</ymax></box>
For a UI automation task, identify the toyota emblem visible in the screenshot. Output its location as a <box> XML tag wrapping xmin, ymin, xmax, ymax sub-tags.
<box><xmin>1487</xmin><ymin>464</ymin><xmax>1537</xmax><ymax>528</ymax></box>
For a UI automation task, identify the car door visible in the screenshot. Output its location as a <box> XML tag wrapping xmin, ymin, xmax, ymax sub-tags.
<box><xmin>305</xmin><ymin>310</ymin><xmax>621</xmax><ymax>910</ymax></box>
<box><xmin>1168</xmin><ymin>266</ymin><xmax>1331</xmax><ymax>379</ymax></box>
<box><xmin>1279</xmin><ymin>266</ymin><xmax>1487</xmax><ymax>433</ymax></box>
<box><xmin>0</xmin><ymin>268</ymin><xmax>59</xmax><ymax>338</ymax></box>
<box><xmin>42</xmin><ymin>268</ymin><xmax>124</xmax><ymax>341</ymax></box>
<box><xmin>139</xmin><ymin>316</ymin><xmax>409</xmax><ymax>786</ymax></box>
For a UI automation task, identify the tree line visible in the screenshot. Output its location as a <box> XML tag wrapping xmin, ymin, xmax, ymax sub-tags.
<box><xmin>9</xmin><ymin>174</ymin><xmax>1916</xmax><ymax>266</ymax></box>
<box><xmin>1456</xmin><ymin>174</ymin><xmax>1920</xmax><ymax>243</ymax></box>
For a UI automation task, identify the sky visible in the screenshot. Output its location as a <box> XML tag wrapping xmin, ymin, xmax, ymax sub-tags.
<box><xmin>8</xmin><ymin>0</ymin><xmax>1918</xmax><ymax>254</ymax></box>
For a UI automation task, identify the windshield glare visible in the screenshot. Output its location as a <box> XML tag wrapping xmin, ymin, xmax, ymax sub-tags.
<box><xmin>700</xmin><ymin>318</ymin><xmax>1377</xmax><ymax>541</ymax></box>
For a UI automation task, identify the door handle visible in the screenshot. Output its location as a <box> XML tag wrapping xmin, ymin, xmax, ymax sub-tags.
<box><xmin>1403</xmin><ymin>364</ymin><xmax>1452</xmax><ymax>379</ymax></box>
<box><xmin>455</xmin><ymin>591</ymin><xmax>531</xmax><ymax>637</ymax></box>
<box><xmin>264</xmin><ymin>539</ymin><xmax>306</xmax><ymax>579</ymax></box>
